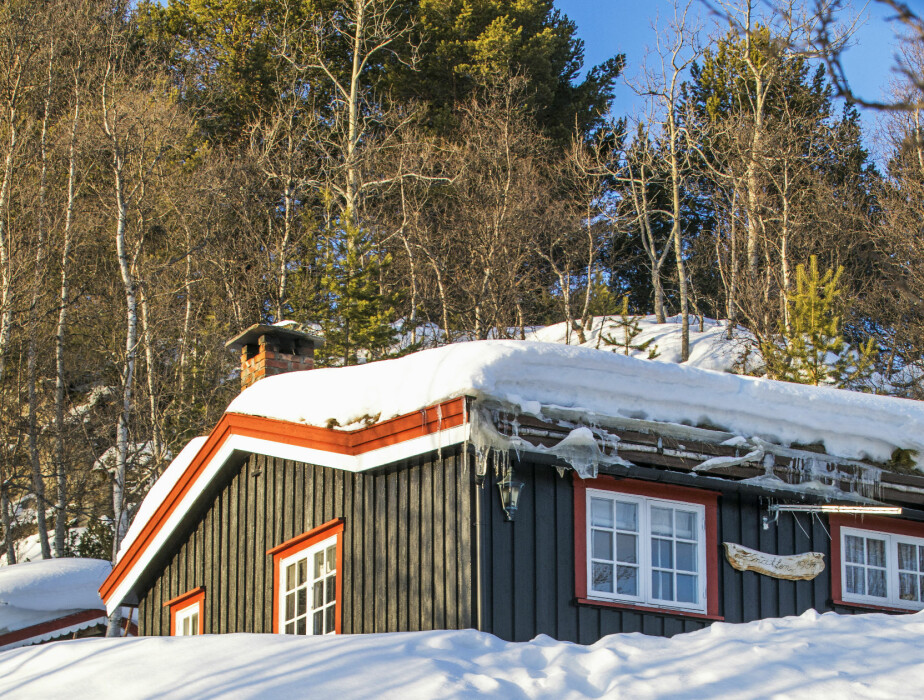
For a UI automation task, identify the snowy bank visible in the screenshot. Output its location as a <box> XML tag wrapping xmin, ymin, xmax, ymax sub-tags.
<box><xmin>1</xmin><ymin>610</ymin><xmax>923</xmax><ymax>699</ymax></box>
<box><xmin>0</xmin><ymin>558</ymin><xmax>110</xmax><ymax>637</ymax></box>
<box><xmin>227</xmin><ymin>339</ymin><xmax>924</xmax><ymax>468</ymax></box>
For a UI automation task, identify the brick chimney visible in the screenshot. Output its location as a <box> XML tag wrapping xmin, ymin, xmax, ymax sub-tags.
<box><xmin>226</xmin><ymin>323</ymin><xmax>324</xmax><ymax>391</ymax></box>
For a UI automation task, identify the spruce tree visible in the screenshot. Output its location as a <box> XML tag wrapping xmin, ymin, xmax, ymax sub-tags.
<box><xmin>602</xmin><ymin>297</ymin><xmax>659</xmax><ymax>358</ymax></box>
<box><xmin>760</xmin><ymin>256</ymin><xmax>875</xmax><ymax>386</ymax></box>
<box><xmin>317</xmin><ymin>213</ymin><xmax>401</xmax><ymax>367</ymax></box>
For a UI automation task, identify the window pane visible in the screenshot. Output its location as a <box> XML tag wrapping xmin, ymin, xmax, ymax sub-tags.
<box><xmin>615</xmin><ymin>502</ymin><xmax>637</xmax><ymax>532</ymax></box>
<box><xmin>676</xmin><ymin>542</ymin><xmax>697</xmax><ymax>573</ymax></box>
<box><xmin>867</xmin><ymin>568</ymin><xmax>887</xmax><ymax>598</ymax></box>
<box><xmin>616</xmin><ymin>565</ymin><xmax>638</xmax><ymax>595</ymax></box>
<box><xmin>652</xmin><ymin>538</ymin><xmax>672</xmax><ymax>569</ymax></box>
<box><xmin>285</xmin><ymin>622</ymin><xmax>295</xmax><ymax>634</ymax></box>
<box><xmin>296</xmin><ymin>617</ymin><xmax>306</xmax><ymax>635</ymax></box>
<box><xmin>616</xmin><ymin>533</ymin><xmax>637</xmax><ymax>564</ymax></box>
<box><xmin>592</xmin><ymin>562</ymin><xmax>614</xmax><ymax>593</ymax></box>
<box><xmin>651</xmin><ymin>507</ymin><xmax>673</xmax><ymax>536</ymax></box>
<box><xmin>313</xmin><ymin>610</ymin><xmax>323</xmax><ymax>635</ymax></box>
<box><xmin>676</xmin><ymin>574</ymin><xmax>697</xmax><ymax>603</ymax></box>
<box><xmin>297</xmin><ymin>587</ymin><xmax>307</xmax><ymax>616</ymax></box>
<box><xmin>182</xmin><ymin>617</ymin><xmax>190</xmax><ymax>636</ymax></box>
<box><xmin>326</xmin><ymin>546</ymin><xmax>337</xmax><ymax>574</ymax></box>
<box><xmin>326</xmin><ymin>575</ymin><xmax>336</xmax><ymax>604</ymax></box>
<box><xmin>676</xmin><ymin>511</ymin><xmax>696</xmax><ymax>540</ymax></box>
<box><xmin>920</xmin><ymin>548</ymin><xmax>924</xmax><ymax>573</ymax></box>
<box><xmin>593</xmin><ymin>530</ymin><xmax>614</xmax><ymax>560</ymax></box>
<box><xmin>325</xmin><ymin>605</ymin><xmax>336</xmax><ymax>634</ymax></box>
<box><xmin>591</xmin><ymin>498</ymin><xmax>613</xmax><ymax>528</ymax></box>
<box><xmin>900</xmin><ymin>573</ymin><xmax>918</xmax><ymax>601</ymax></box>
<box><xmin>845</xmin><ymin>535</ymin><xmax>864</xmax><ymax>565</ymax></box>
<box><xmin>899</xmin><ymin>543</ymin><xmax>918</xmax><ymax>572</ymax></box>
<box><xmin>313</xmin><ymin>581</ymin><xmax>324</xmax><ymax>609</ymax></box>
<box><xmin>285</xmin><ymin>592</ymin><xmax>295</xmax><ymax>620</ymax></box>
<box><xmin>867</xmin><ymin>538</ymin><xmax>886</xmax><ymax>568</ymax></box>
<box><xmin>845</xmin><ymin>565</ymin><xmax>865</xmax><ymax>595</ymax></box>
<box><xmin>314</xmin><ymin>551</ymin><xmax>324</xmax><ymax>579</ymax></box>
<box><xmin>286</xmin><ymin>563</ymin><xmax>297</xmax><ymax>591</ymax></box>
<box><xmin>652</xmin><ymin>570</ymin><xmax>673</xmax><ymax>601</ymax></box>
<box><xmin>297</xmin><ymin>559</ymin><xmax>307</xmax><ymax>586</ymax></box>
<box><xmin>190</xmin><ymin>613</ymin><xmax>199</xmax><ymax>635</ymax></box>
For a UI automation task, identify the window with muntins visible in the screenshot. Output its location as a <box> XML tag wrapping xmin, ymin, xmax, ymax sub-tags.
<box><xmin>840</xmin><ymin>526</ymin><xmax>924</xmax><ymax>610</ymax></box>
<box><xmin>279</xmin><ymin>536</ymin><xmax>338</xmax><ymax>635</ymax></box>
<box><xmin>164</xmin><ymin>587</ymin><xmax>205</xmax><ymax>636</ymax></box>
<box><xmin>175</xmin><ymin>602</ymin><xmax>200</xmax><ymax>636</ymax></box>
<box><xmin>268</xmin><ymin>518</ymin><xmax>344</xmax><ymax>635</ymax></box>
<box><xmin>587</xmin><ymin>489</ymin><xmax>707</xmax><ymax>613</ymax></box>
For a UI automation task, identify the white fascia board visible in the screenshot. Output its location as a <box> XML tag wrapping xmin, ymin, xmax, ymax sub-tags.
<box><xmin>106</xmin><ymin>422</ymin><xmax>470</xmax><ymax>614</ymax></box>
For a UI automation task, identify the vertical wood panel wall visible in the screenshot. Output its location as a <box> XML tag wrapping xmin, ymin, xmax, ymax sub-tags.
<box><xmin>479</xmin><ymin>461</ymin><xmax>839</xmax><ymax>643</ymax></box>
<box><xmin>136</xmin><ymin>447</ymin><xmax>474</xmax><ymax>636</ymax></box>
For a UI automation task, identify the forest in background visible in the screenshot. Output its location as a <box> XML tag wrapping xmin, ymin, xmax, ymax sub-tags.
<box><xmin>1</xmin><ymin>0</ymin><xmax>923</xmax><ymax>568</ymax></box>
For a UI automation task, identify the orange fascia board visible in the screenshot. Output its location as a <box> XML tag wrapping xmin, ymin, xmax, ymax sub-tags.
<box><xmin>100</xmin><ymin>397</ymin><xmax>468</xmax><ymax>606</ymax></box>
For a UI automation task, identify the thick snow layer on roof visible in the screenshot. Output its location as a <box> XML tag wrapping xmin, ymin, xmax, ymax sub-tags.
<box><xmin>228</xmin><ymin>339</ymin><xmax>924</xmax><ymax>468</ymax></box>
<box><xmin>1</xmin><ymin>610</ymin><xmax>923</xmax><ymax>699</ymax></box>
<box><xmin>0</xmin><ymin>558</ymin><xmax>110</xmax><ymax>634</ymax></box>
<box><xmin>117</xmin><ymin>437</ymin><xmax>208</xmax><ymax>561</ymax></box>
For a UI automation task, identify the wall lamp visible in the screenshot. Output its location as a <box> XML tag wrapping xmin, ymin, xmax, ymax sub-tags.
<box><xmin>497</xmin><ymin>471</ymin><xmax>524</xmax><ymax>522</ymax></box>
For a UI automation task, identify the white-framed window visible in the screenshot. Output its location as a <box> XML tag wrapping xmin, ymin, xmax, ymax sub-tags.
<box><xmin>841</xmin><ymin>527</ymin><xmax>924</xmax><ymax>610</ymax></box>
<box><xmin>278</xmin><ymin>535</ymin><xmax>338</xmax><ymax>635</ymax></box>
<box><xmin>587</xmin><ymin>489</ymin><xmax>707</xmax><ymax>613</ymax></box>
<box><xmin>174</xmin><ymin>601</ymin><xmax>201</xmax><ymax>636</ymax></box>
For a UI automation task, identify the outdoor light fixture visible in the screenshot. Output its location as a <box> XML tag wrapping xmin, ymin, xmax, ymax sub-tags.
<box><xmin>762</xmin><ymin>503</ymin><xmax>902</xmax><ymax>529</ymax></box>
<box><xmin>497</xmin><ymin>471</ymin><xmax>524</xmax><ymax>522</ymax></box>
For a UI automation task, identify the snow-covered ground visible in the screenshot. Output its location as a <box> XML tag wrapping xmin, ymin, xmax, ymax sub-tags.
<box><xmin>0</xmin><ymin>610</ymin><xmax>922</xmax><ymax>699</ymax></box>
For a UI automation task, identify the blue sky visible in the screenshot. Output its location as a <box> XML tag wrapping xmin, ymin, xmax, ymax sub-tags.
<box><xmin>553</xmin><ymin>1</ymin><xmax>902</xmax><ymax>140</ymax></box>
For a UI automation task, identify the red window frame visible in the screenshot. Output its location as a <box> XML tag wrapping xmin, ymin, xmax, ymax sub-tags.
<box><xmin>267</xmin><ymin>517</ymin><xmax>345</xmax><ymax>634</ymax></box>
<box><xmin>830</xmin><ymin>513</ymin><xmax>924</xmax><ymax>613</ymax></box>
<box><xmin>163</xmin><ymin>586</ymin><xmax>205</xmax><ymax>635</ymax></box>
<box><xmin>573</xmin><ymin>474</ymin><xmax>721</xmax><ymax>620</ymax></box>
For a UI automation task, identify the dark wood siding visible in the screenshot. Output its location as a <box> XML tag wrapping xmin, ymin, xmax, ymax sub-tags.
<box><xmin>478</xmin><ymin>459</ymin><xmax>842</xmax><ymax>643</ymax></box>
<box><xmin>136</xmin><ymin>447</ymin><xmax>474</xmax><ymax>636</ymax></box>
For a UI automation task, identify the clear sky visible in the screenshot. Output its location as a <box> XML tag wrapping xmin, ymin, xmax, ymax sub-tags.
<box><xmin>553</xmin><ymin>0</ymin><xmax>903</xmax><ymax>142</ymax></box>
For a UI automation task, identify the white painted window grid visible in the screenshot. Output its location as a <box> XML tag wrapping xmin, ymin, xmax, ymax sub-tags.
<box><xmin>586</xmin><ymin>489</ymin><xmax>707</xmax><ymax>614</ymax></box>
<box><xmin>174</xmin><ymin>601</ymin><xmax>200</xmax><ymax>636</ymax></box>
<box><xmin>278</xmin><ymin>535</ymin><xmax>338</xmax><ymax>635</ymax></box>
<box><xmin>841</xmin><ymin>527</ymin><xmax>924</xmax><ymax>610</ymax></box>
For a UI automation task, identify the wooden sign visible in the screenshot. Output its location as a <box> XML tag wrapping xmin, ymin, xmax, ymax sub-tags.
<box><xmin>723</xmin><ymin>542</ymin><xmax>825</xmax><ymax>581</ymax></box>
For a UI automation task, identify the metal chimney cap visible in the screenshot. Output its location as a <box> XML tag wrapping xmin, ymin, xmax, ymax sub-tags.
<box><xmin>225</xmin><ymin>323</ymin><xmax>325</xmax><ymax>352</ymax></box>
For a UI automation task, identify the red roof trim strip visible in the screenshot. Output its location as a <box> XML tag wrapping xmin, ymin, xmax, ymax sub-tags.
<box><xmin>100</xmin><ymin>397</ymin><xmax>467</xmax><ymax>605</ymax></box>
<box><xmin>0</xmin><ymin>610</ymin><xmax>109</xmax><ymax>648</ymax></box>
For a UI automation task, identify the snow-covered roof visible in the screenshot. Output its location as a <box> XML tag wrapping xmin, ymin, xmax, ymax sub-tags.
<box><xmin>0</xmin><ymin>558</ymin><xmax>110</xmax><ymax>636</ymax></box>
<box><xmin>1</xmin><ymin>610</ymin><xmax>923</xmax><ymax>698</ymax></box>
<box><xmin>228</xmin><ymin>340</ymin><xmax>924</xmax><ymax>469</ymax></box>
<box><xmin>117</xmin><ymin>437</ymin><xmax>207</xmax><ymax>561</ymax></box>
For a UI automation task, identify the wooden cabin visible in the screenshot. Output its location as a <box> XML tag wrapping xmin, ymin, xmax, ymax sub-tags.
<box><xmin>99</xmin><ymin>325</ymin><xmax>924</xmax><ymax>643</ymax></box>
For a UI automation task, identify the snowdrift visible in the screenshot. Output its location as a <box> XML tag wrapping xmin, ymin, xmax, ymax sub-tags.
<box><xmin>1</xmin><ymin>610</ymin><xmax>922</xmax><ymax>699</ymax></box>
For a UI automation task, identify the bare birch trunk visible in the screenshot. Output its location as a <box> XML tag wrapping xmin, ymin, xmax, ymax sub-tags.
<box><xmin>1</xmin><ymin>477</ymin><xmax>14</xmax><ymax>564</ymax></box>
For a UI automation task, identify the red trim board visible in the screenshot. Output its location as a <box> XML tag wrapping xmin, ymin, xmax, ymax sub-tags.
<box><xmin>163</xmin><ymin>587</ymin><xmax>206</xmax><ymax>635</ymax></box>
<box><xmin>269</xmin><ymin>518</ymin><xmax>345</xmax><ymax>634</ymax></box>
<box><xmin>100</xmin><ymin>398</ymin><xmax>466</xmax><ymax>606</ymax></box>
<box><xmin>573</xmin><ymin>474</ymin><xmax>721</xmax><ymax>618</ymax></box>
<box><xmin>0</xmin><ymin>609</ymin><xmax>136</xmax><ymax>648</ymax></box>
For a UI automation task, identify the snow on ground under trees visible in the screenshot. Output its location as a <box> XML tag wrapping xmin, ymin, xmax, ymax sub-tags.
<box><xmin>1</xmin><ymin>609</ymin><xmax>922</xmax><ymax>699</ymax></box>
